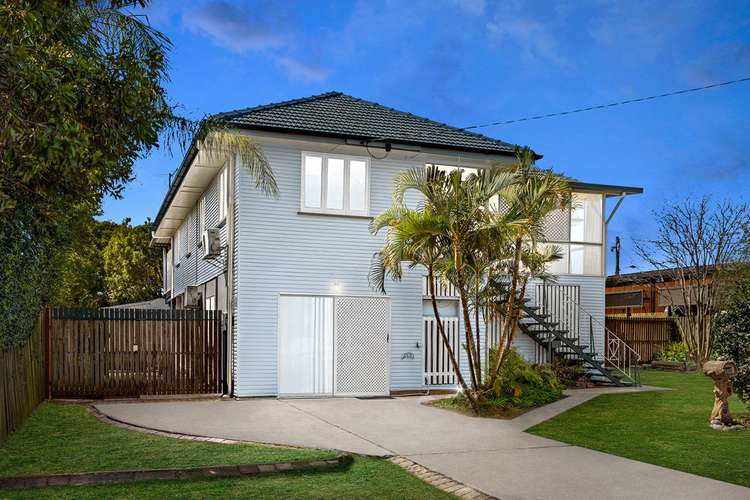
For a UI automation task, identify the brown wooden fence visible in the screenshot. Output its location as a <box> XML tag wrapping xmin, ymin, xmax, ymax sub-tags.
<box><xmin>605</xmin><ymin>316</ymin><xmax>680</xmax><ymax>363</ymax></box>
<box><xmin>1</xmin><ymin>311</ymin><xmax>46</xmax><ymax>443</ymax></box>
<box><xmin>49</xmin><ymin>308</ymin><xmax>224</xmax><ymax>398</ymax></box>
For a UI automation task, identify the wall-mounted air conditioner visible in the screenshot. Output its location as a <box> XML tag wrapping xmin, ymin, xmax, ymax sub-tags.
<box><xmin>201</xmin><ymin>228</ymin><xmax>221</xmax><ymax>258</ymax></box>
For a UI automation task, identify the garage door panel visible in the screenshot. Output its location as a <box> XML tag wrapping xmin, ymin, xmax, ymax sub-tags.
<box><xmin>278</xmin><ymin>296</ymin><xmax>334</xmax><ymax>396</ymax></box>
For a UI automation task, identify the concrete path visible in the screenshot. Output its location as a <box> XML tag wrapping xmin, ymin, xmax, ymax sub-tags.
<box><xmin>95</xmin><ymin>387</ymin><xmax>749</xmax><ymax>500</ymax></box>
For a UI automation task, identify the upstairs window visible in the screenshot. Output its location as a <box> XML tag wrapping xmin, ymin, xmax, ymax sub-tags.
<box><xmin>542</xmin><ymin>192</ymin><xmax>604</xmax><ymax>276</ymax></box>
<box><xmin>301</xmin><ymin>153</ymin><xmax>369</xmax><ymax>216</ymax></box>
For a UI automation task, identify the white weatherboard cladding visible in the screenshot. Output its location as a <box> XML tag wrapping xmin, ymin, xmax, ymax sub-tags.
<box><xmin>233</xmin><ymin>142</ymin><xmax>423</xmax><ymax>396</ymax></box>
<box><xmin>170</xmin><ymin>171</ymin><xmax>228</xmax><ymax>298</ymax></box>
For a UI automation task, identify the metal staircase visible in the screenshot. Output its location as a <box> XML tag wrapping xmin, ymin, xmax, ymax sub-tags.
<box><xmin>519</xmin><ymin>300</ymin><xmax>640</xmax><ymax>387</ymax></box>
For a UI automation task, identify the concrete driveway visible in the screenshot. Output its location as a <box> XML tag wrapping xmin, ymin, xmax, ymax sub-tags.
<box><xmin>95</xmin><ymin>388</ymin><xmax>749</xmax><ymax>500</ymax></box>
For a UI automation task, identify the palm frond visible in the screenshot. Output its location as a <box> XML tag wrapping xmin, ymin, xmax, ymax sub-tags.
<box><xmin>368</xmin><ymin>252</ymin><xmax>387</xmax><ymax>294</ymax></box>
<box><xmin>199</xmin><ymin>126</ymin><xmax>279</xmax><ymax>198</ymax></box>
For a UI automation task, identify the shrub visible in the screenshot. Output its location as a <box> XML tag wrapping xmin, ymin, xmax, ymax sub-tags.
<box><xmin>655</xmin><ymin>342</ymin><xmax>690</xmax><ymax>362</ymax></box>
<box><xmin>552</xmin><ymin>358</ymin><xmax>590</xmax><ymax>388</ymax></box>
<box><xmin>714</xmin><ymin>280</ymin><xmax>750</xmax><ymax>409</ymax></box>
<box><xmin>487</xmin><ymin>348</ymin><xmax>564</xmax><ymax>408</ymax></box>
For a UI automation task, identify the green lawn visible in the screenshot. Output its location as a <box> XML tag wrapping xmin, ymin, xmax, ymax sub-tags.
<box><xmin>0</xmin><ymin>403</ymin><xmax>450</xmax><ymax>499</ymax></box>
<box><xmin>528</xmin><ymin>369</ymin><xmax>749</xmax><ymax>487</ymax></box>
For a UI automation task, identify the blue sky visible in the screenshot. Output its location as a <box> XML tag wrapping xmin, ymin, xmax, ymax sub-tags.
<box><xmin>103</xmin><ymin>0</ymin><xmax>750</xmax><ymax>274</ymax></box>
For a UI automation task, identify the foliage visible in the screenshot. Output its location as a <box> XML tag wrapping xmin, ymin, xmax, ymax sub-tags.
<box><xmin>654</xmin><ymin>342</ymin><xmax>690</xmax><ymax>363</ymax></box>
<box><xmin>529</xmin><ymin>370</ymin><xmax>749</xmax><ymax>488</ymax></box>
<box><xmin>54</xmin><ymin>218</ymin><xmax>161</xmax><ymax>307</ymax></box>
<box><xmin>0</xmin><ymin>1</ymin><xmax>276</xmax><ymax>346</ymax></box>
<box><xmin>370</xmin><ymin>147</ymin><xmax>569</xmax><ymax>413</ymax></box>
<box><xmin>551</xmin><ymin>358</ymin><xmax>590</xmax><ymax>388</ymax></box>
<box><xmin>488</xmin><ymin>348</ymin><xmax>563</xmax><ymax>408</ymax></box>
<box><xmin>634</xmin><ymin>197</ymin><xmax>750</xmax><ymax>365</ymax></box>
<box><xmin>103</xmin><ymin>220</ymin><xmax>162</xmax><ymax>305</ymax></box>
<box><xmin>713</xmin><ymin>279</ymin><xmax>750</xmax><ymax>409</ymax></box>
<box><xmin>0</xmin><ymin>0</ymin><xmax>172</xmax><ymax>346</ymax></box>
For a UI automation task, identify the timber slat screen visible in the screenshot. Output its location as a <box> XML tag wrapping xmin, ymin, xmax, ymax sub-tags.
<box><xmin>1</xmin><ymin>311</ymin><xmax>46</xmax><ymax>443</ymax></box>
<box><xmin>48</xmin><ymin>308</ymin><xmax>222</xmax><ymax>398</ymax></box>
<box><xmin>605</xmin><ymin>316</ymin><xmax>679</xmax><ymax>363</ymax></box>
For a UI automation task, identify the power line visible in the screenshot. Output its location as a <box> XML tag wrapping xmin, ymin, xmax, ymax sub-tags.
<box><xmin>461</xmin><ymin>76</ymin><xmax>750</xmax><ymax>130</ymax></box>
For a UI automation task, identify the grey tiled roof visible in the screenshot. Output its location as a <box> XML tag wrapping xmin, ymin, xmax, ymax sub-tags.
<box><xmin>215</xmin><ymin>92</ymin><xmax>519</xmax><ymax>155</ymax></box>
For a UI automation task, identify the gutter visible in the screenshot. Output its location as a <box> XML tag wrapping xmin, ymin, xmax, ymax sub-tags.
<box><xmin>153</xmin><ymin>139</ymin><xmax>200</xmax><ymax>229</ymax></box>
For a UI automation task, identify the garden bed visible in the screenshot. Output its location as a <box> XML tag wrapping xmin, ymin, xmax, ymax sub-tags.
<box><xmin>426</xmin><ymin>394</ymin><xmax>565</xmax><ymax>419</ymax></box>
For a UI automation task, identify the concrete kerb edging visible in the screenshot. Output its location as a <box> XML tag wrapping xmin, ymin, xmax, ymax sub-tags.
<box><xmin>0</xmin><ymin>455</ymin><xmax>353</xmax><ymax>490</ymax></box>
<box><xmin>389</xmin><ymin>457</ymin><xmax>498</xmax><ymax>500</ymax></box>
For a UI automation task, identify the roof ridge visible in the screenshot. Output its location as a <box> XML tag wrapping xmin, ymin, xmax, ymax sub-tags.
<box><xmin>333</xmin><ymin>93</ymin><xmax>517</xmax><ymax>150</ymax></box>
<box><xmin>212</xmin><ymin>91</ymin><xmax>344</xmax><ymax>121</ymax></box>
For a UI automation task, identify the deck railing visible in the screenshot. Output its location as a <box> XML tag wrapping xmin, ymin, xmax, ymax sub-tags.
<box><xmin>422</xmin><ymin>275</ymin><xmax>458</xmax><ymax>298</ymax></box>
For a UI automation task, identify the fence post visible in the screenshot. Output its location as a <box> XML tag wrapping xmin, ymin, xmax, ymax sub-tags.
<box><xmin>221</xmin><ymin>313</ymin><xmax>228</xmax><ymax>395</ymax></box>
<box><xmin>44</xmin><ymin>307</ymin><xmax>51</xmax><ymax>400</ymax></box>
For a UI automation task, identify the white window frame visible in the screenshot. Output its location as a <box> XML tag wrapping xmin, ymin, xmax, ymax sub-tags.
<box><xmin>543</xmin><ymin>192</ymin><xmax>605</xmax><ymax>277</ymax></box>
<box><xmin>218</xmin><ymin>165</ymin><xmax>228</xmax><ymax>222</ymax></box>
<box><xmin>300</xmin><ymin>152</ymin><xmax>370</xmax><ymax>217</ymax></box>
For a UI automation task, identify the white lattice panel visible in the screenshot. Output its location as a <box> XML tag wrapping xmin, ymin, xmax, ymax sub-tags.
<box><xmin>334</xmin><ymin>297</ymin><xmax>390</xmax><ymax>396</ymax></box>
<box><xmin>542</xmin><ymin>208</ymin><xmax>570</xmax><ymax>242</ymax></box>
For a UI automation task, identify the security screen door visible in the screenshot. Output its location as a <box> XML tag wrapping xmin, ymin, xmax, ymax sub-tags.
<box><xmin>277</xmin><ymin>295</ymin><xmax>390</xmax><ymax>397</ymax></box>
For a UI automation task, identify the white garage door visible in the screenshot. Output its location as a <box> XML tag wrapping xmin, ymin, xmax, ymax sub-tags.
<box><xmin>278</xmin><ymin>295</ymin><xmax>390</xmax><ymax>397</ymax></box>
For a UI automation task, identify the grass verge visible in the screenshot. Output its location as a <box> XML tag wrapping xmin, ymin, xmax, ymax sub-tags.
<box><xmin>528</xmin><ymin>369</ymin><xmax>749</xmax><ymax>487</ymax></box>
<box><xmin>0</xmin><ymin>457</ymin><xmax>452</xmax><ymax>499</ymax></box>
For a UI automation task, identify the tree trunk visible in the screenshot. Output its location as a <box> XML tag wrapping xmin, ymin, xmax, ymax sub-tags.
<box><xmin>427</xmin><ymin>266</ymin><xmax>476</xmax><ymax>411</ymax></box>
<box><xmin>486</xmin><ymin>238</ymin><xmax>523</xmax><ymax>389</ymax></box>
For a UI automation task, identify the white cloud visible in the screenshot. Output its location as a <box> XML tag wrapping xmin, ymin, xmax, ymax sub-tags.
<box><xmin>183</xmin><ymin>1</ymin><xmax>286</xmax><ymax>54</ymax></box>
<box><xmin>181</xmin><ymin>1</ymin><xmax>330</xmax><ymax>84</ymax></box>
<box><xmin>274</xmin><ymin>56</ymin><xmax>329</xmax><ymax>84</ymax></box>
<box><xmin>486</xmin><ymin>16</ymin><xmax>569</xmax><ymax>67</ymax></box>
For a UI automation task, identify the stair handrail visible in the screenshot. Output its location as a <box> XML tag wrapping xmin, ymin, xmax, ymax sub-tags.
<box><xmin>544</xmin><ymin>284</ymin><xmax>640</xmax><ymax>386</ymax></box>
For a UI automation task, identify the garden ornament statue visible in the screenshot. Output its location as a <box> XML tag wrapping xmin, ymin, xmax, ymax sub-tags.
<box><xmin>702</xmin><ymin>360</ymin><xmax>744</xmax><ymax>431</ymax></box>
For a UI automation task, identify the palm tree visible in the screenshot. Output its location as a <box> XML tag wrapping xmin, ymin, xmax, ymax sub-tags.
<box><xmin>371</xmin><ymin>149</ymin><xmax>570</xmax><ymax>413</ymax></box>
<box><xmin>369</xmin><ymin>201</ymin><xmax>478</xmax><ymax>410</ymax></box>
<box><xmin>484</xmin><ymin>148</ymin><xmax>570</xmax><ymax>390</ymax></box>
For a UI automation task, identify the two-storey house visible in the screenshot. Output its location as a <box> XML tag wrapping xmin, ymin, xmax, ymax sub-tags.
<box><xmin>151</xmin><ymin>92</ymin><xmax>642</xmax><ymax>397</ymax></box>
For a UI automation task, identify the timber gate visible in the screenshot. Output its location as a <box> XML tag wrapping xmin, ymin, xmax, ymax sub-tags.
<box><xmin>47</xmin><ymin>308</ymin><xmax>224</xmax><ymax>398</ymax></box>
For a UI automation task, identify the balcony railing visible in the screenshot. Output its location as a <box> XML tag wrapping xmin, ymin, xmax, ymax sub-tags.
<box><xmin>422</xmin><ymin>275</ymin><xmax>458</xmax><ymax>298</ymax></box>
